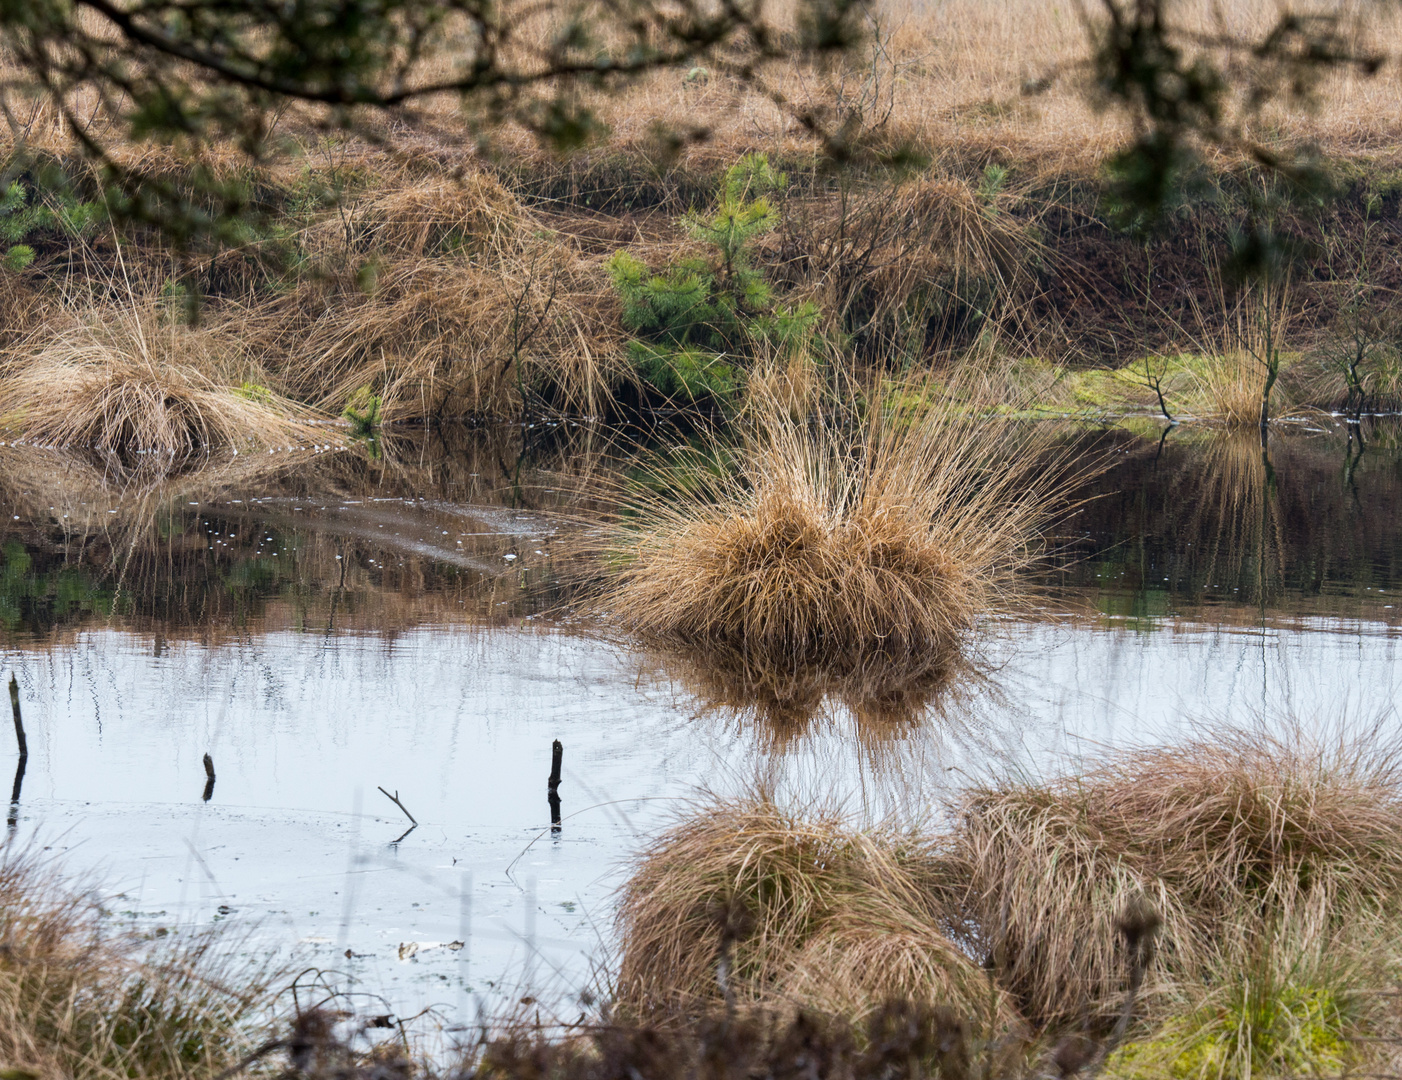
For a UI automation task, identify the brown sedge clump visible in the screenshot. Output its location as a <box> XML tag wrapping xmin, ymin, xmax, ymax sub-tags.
<box><xmin>617</xmin><ymin>730</ymin><xmax>1402</xmax><ymax>1076</ymax></box>
<box><xmin>934</xmin><ymin>727</ymin><xmax>1402</xmax><ymax>1030</ymax></box>
<box><xmin>0</xmin><ymin>294</ymin><xmax>320</xmax><ymax>465</ymax></box>
<box><xmin>593</xmin><ymin>372</ymin><xmax>1092</xmax><ymax>674</ymax></box>
<box><xmin>614</xmin><ymin>793</ymin><xmax>1013</xmax><ymax>1030</ymax></box>
<box><xmin>0</xmin><ymin>847</ymin><xmax>274</xmax><ymax>1080</ymax></box>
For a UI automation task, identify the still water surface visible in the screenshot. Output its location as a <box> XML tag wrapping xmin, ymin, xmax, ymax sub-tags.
<box><xmin>0</xmin><ymin>419</ymin><xmax>1398</xmax><ymax>1026</ymax></box>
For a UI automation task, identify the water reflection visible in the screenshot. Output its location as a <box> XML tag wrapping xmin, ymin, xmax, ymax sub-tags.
<box><xmin>0</xmin><ymin>428</ymin><xmax>604</xmax><ymax>638</ymax></box>
<box><xmin>1047</xmin><ymin>418</ymin><xmax>1402</xmax><ymax>621</ymax></box>
<box><xmin>1181</xmin><ymin>428</ymin><xmax>1285</xmax><ymax>606</ymax></box>
<box><xmin>641</xmin><ymin>642</ymin><xmax>985</xmax><ymax>757</ymax></box>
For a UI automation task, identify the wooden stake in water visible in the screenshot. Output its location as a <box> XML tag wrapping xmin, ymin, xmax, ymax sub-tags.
<box><xmin>547</xmin><ymin>740</ymin><xmax>563</xmax><ymax>791</ymax></box>
<box><xmin>547</xmin><ymin>740</ymin><xmax>562</xmax><ymax>836</ymax></box>
<box><xmin>8</xmin><ymin>674</ymin><xmax>26</xmax><ymax>759</ymax></box>
<box><xmin>202</xmin><ymin>753</ymin><xmax>216</xmax><ymax>803</ymax></box>
<box><xmin>8</xmin><ymin>674</ymin><xmax>27</xmax><ymax>829</ymax></box>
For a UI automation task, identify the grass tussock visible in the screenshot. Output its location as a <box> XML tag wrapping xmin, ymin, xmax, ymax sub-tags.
<box><xmin>937</xmin><ymin>728</ymin><xmax>1402</xmax><ymax>1029</ymax></box>
<box><xmin>594</xmin><ymin>375</ymin><xmax>1092</xmax><ymax>671</ymax></box>
<box><xmin>0</xmin><ymin>296</ymin><xmax>321</xmax><ymax>463</ymax></box>
<box><xmin>772</xmin><ymin>172</ymin><xmax>1046</xmax><ymax>362</ymax></box>
<box><xmin>1185</xmin><ymin>286</ymin><xmax>1295</xmax><ymax>427</ymax></box>
<box><xmin>0</xmin><ymin>849</ymin><xmax>272</xmax><ymax>1080</ymax></box>
<box><xmin>618</xmin><ymin>728</ymin><xmax>1402</xmax><ymax>1077</ymax></box>
<box><xmin>266</xmin><ymin>243</ymin><xmax>623</xmax><ymax>422</ymax></box>
<box><xmin>1105</xmin><ymin>915</ymin><xmax>1384</xmax><ymax>1080</ymax></box>
<box><xmin>348</xmin><ymin>172</ymin><xmax>529</xmax><ymax>261</ymax></box>
<box><xmin>615</xmin><ymin>794</ymin><xmax>1011</xmax><ymax>1029</ymax></box>
<box><xmin>264</xmin><ymin>165</ymin><xmax>623</xmax><ymax>422</ymax></box>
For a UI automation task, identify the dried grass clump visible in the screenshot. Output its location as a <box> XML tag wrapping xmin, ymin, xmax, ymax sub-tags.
<box><xmin>1191</xmin><ymin>349</ymin><xmax>1281</xmax><ymax>426</ymax></box>
<box><xmin>868</xmin><ymin>177</ymin><xmax>1038</xmax><ymax>327</ymax></box>
<box><xmin>615</xmin><ymin>794</ymin><xmax>1006</xmax><ymax>1027</ymax></box>
<box><xmin>619</xmin><ymin>732</ymin><xmax>1402</xmax><ymax>1073</ymax></box>
<box><xmin>349</xmin><ymin>173</ymin><xmax>528</xmax><ymax>261</ymax></box>
<box><xmin>780</xmin><ymin>174</ymin><xmax>1050</xmax><ymax>359</ymax></box>
<box><xmin>271</xmin><ymin>255</ymin><xmax>622</xmax><ymax>422</ymax></box>
<box><xmin>0</xmin><ymin>849</ymin><xmax>272</xmax><ymax>1080</ymax></box>
<box><xmin>0</xmin><ymin>297</ymin><xmax>320</xmax><ymax>462</ymax></box>
<box><xmin>937</xmin><ymin>729</ymin><xmax>1402</xmax><ymax>1027</ymax></box>
<box><xmin>596</xmin><ymin>376</ymin><xmax>1089</xmax><ymax>671</ymax></box>
<box><xmin>1186</xmin><ymin>285</ymin><xmax>1295</xmax><ymax>427</ymax></box>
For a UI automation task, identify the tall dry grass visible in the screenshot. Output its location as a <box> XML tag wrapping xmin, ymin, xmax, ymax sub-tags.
<box><xmin>590</xmin><ymin>374</ymin><xmax>1094</xmax><ymax>672</ymax></box>
<box><xmin>0</xmin><ymin>849</ymin><xmax>274</xmax><ymax>1080</ymax></box>
<box><xmin>472</xmin><ymin>0</ymin><xmax>1402</xmax><ymax>183</ymax></box>
<box><xmin>1184</xmin><ymin>286</ymin><xmax>1296</xmax><ymax>427</ymax></box>
<box><xmin>256</xmin><ymin>168</ymin><xmax>625</xmax><ymax>421</ymax></box>
<box><xmin>615</xmin><ymin>730</ymin><xmax>1402</xmax><ymax>1076</ymax></box>
<box><xmin>776</xmin><ymin>170</ymin><xmax>1054</xmax><ymax>361</ymax></box>
<box><xmin>615</xmin><ymin>794</ymin><xmax>1013</xmax><ymax>1030</ymax></box>
<box><xmin>0</xmin><ymin>293</ymin><xmax>322</xmax><ymax>463</ymax></box>
<box><xmin>936</xmin><ymin>728</ymin><xmax>1402</xmax><ymax>1029</ymax></box>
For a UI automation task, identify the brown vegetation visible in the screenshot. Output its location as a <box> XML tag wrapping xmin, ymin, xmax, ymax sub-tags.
<box><xmin>615</xmin><ymin>795</ymin><xmax>1010</xmax><ymax>1029</ymax></box>
<box><xmin>938</xmin><ymin>729</ymin><xmax>1402</xmax><ymax>1027</ymax></box>
<box><xmin>617</xmin><ymin>729</ymin><xmax>1402</xmax><ymax>1076</ymax></box>
<box><xmin>251</xmin><ymin>170</ymin><xmax>627</xmax><ymax>421</ymax></box>
<box><xmin>591</xmin><ymin>376</ymin><xmax>1093</xmax><ymax>671</ymax></box>
<box><xmin>0</xmin><ymin>294</ymin><xmax>319</xmax><ymax>462</ymax></box>
<box><xmin>0</xmin><ymin>849</ymin><xmax>271</xmax><ymax>1080</ymax></box>
<box><xmin>0</xmin><ymin>2</ymin><xmax>1397</xmax><ymax>437</ymax></box>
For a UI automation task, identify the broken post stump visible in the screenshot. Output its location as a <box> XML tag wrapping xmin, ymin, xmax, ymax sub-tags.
<box><xmin>548</xmin><ymin>740</ymin><xmax>562</xmax><ymax>835</ymax></box>
<box><xmin>8</xmin><ymin>674</ymin><xmax>26</xmax><ymax>760</ymax></box>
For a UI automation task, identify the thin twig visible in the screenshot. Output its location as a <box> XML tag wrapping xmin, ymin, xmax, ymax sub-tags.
<box><xmin>377</xmin><ymin>786</ymin><xmax>417</xmax><ymax>825</ymax></box>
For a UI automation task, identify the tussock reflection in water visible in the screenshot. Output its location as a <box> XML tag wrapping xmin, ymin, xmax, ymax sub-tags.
<box><xmin>0</xmin><ymin>423</ymin><xmax>632</xmax><ymax>640</ymax></box>
<box><xmin>641</xmin><ymin>641</ymin><xmax>997</xmax><ymax>757</ymax></box>
<box><xmin>1180</xmin><ymin>428</ymin><xmax>1285</xmax><ymax>606</ymax></box>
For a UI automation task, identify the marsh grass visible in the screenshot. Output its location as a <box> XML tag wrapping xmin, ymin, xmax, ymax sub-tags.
<box><xmin>0</xmin><ymin>848</ymin><xmax>273</xmax><ymax>1080</ymax></box>
<box><xmin>616</xmin><ymin>727</ymin><xmax>1402</xmax><ymax>1078</ymax></box>
<box><xmin>615</xmin><ymin>794</ymin><xmax>1012</xmax><ymax>1030</ymax></box>
<box><xmin>269</xmin><ymin>252</ymin><xmax>623</xmax><ymax>423</ymax></box>
<box><xmin>0</xmin><ymin>294</ymin><xmax>320</xmax><ymax>463</ymax></box>
<box><xmin>938</xmin><ymin>728</ymin><xmax>1402</xmax><ymax>1029</ymax></box>
<box><xmin>1185</xmin><ymin>286</ymin><xmax>1296</xmax><ymax>427</ymax></box>
<box><xmin>1103</xmin><ymin>894</ymin><xmax>1401</xmax><ymax>1080</ymax></box>
<box><xmin>254</xmin><ymin>166</ymin><xmax>626</xmax><ymax>422</ymax></box>
<box><xmin>590</xmin><ymin>375</ymin><xmax>1094</xmax><ymax>672</ymax></box>
<box><xmin>348</xmin><ymin>173</ymin><xmax>529</xmax><ymax>261</ymax></box>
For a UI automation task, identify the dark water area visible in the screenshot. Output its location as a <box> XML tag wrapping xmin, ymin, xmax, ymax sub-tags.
<box><xmin>0</xmin><ymin>417</ymin><xmax>1398</xmax><ymax>1031</ymax></box>
<box><xmin>3</xmin><ymin>418</ymin><xmax>1400</xmax><ymax>640</ymax></box>
<box><xmin>1044</xmin><ymin>419</ymin><xmax>1402</xmax><ymax>624</ymax></box>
